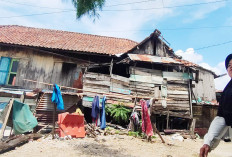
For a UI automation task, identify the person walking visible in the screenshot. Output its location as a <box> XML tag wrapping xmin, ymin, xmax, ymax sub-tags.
<box><xmin>200</xmin><ymin>54</ymin><xmax>232</xmax><ymax>157</ymax></box>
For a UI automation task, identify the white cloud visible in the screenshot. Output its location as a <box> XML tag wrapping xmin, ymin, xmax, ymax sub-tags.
<box><xmin>175</xmin><ymin>48</ymin><xmax>203</xmax><ymax>63</ymax></box>
<box><xmin>211</xmin><ymin>62</ymin><xmax>230</xmax><ymax>90</ymax></box>
<box><xmin>184</xmin><ymin>4</ymin><xmax>225</xmax><ymax>23</ymax></box>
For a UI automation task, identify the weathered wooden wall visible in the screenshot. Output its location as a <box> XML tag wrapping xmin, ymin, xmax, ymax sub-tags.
<box><xmin>132</xmin><ymin>40</ymin><xmax>155</xmax><ymax>55</ymax></box>
<box><xmin>82</xmin><ymin>72</ymin><xmax>133</xmax><ymax>108</ymax></box>
<box><xmin>130</xmin><ymin>37</ymin><xmax>173</xmax><ymax>57</ymax></box>
<box><xmin>130</xmin><ymin>67</ymin><xmax>191</xmax><ymax>118</ymax></box>
<box><xmin>0</xmin><ymin>46</ymin><xmax>86</xmax><ymax>90</ymax></box>
<box><xmin>129</xmin><ymin>67</ymin><xmax>162</xmax><ymax>98</ymax></box>
<box><xmin>192</xmin><ymin>68</ymin><xmax>216</xmax><ymax>101</ymax></box>
<box><xmin>193</xmin><ymin>104</ymin><xmax>218</xmax><ymax>128</ymax></box>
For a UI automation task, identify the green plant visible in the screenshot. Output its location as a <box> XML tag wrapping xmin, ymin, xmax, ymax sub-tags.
<box><xmin>128</xmin><ymin>131</ymin><xmax>142</xmax><ymax>137</ymax></box>
<box><xmin>105</xmin><ymin>103</ymin><xmax>131</xmax><ymax>124</ymax></box>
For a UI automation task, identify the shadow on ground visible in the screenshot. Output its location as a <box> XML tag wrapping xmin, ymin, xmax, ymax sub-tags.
<box><xmin>71</xmin><ymin>141</ymin><xmax>136</xmax><ymax>157</ymax></box>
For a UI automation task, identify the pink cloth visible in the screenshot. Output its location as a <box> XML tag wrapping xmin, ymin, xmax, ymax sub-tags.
<box><xmin>141</xmin><ymin>100</ymin><xmax>153</xmax><ymax>136</ymax></box>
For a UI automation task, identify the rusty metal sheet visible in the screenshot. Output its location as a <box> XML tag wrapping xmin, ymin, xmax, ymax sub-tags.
<box><xmin>128</xmin><ymin>54</ymin><xmax>182</xmax><ymax>65</ymax></box>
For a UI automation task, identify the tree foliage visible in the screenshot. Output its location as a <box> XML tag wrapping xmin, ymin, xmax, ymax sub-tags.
<box><xmin>72</xmin><ymin>0</ymin><xmax>105</xmax><ymax>19</ymax></box>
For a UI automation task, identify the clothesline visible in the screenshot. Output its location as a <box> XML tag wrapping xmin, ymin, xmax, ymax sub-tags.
<box><xmin>23</xmin><ymin>79</ymin><xmax>168</xmax><ymax>101</ymax></box>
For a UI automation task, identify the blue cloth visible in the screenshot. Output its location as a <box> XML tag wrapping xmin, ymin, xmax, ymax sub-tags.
<box><xmin>100</xmin><ymin>96</ymin><xmax>106</xmax><ymax>129</ymax></box>
<box><xmin>91</xmin><ymin>96</ymin><xmax>100</xmax><ymax>119</ymax></box>
<box><xmin>51</xmin><ymin>84</ymin><xmax>64</xmax><ymax>110</ymax></box>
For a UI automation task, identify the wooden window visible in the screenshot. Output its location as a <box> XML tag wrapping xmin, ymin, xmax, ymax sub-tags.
<box><xmin>0</xmin><ymin>57</ymin><xmax>11</xmax><ymax>85</ymax></box>
<box><xmin>7</xmin><ymin>59</ymin><xmax>19</xmax><ymax>85</ymax></box>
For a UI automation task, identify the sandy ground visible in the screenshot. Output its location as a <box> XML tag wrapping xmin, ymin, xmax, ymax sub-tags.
<box><xmin>0</xmin><ymin>134</ymin><xmax>232</xmax><ymax>157</ymax></box>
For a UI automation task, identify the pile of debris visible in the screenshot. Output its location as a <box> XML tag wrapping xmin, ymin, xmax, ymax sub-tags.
<box><xmin>85</xmin><ymin>123</ymin><xmax>128</xmax><ymax>138</ymax></box>
<box><xmin>164</xmin><ymin>129</ymin><xmax>197</xmax><ymax>140</ymax></box>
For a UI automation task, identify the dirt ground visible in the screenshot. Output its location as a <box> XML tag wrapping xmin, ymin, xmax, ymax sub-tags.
<box><xmin>0</xmin><ymin>134</ymin><xmax>231</xmax><ymax>157</ymax></box>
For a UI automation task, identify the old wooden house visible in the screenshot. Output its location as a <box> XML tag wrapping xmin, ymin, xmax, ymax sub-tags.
<box><xmin>0</xmin><ymin>26</ymin><xmax>217</xmax><ymax>132</ymax></box>
<box><xmin>0</xmin><ymin>25</ymin><xmax>137</xmax><ymax>124</ymax></box>
<box><xmin>82</xmin><ymin>30</ymin><xmax>217</xmax><ymax>131</ymax></box>
<box><xmin>125</xmin><ymin>30</ymin><xmax>217</xmax><ymax>130</ymax></box>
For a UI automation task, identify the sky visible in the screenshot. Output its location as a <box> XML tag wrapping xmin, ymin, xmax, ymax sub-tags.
<box><xmin>0</xmin><ymin>0</ymin><xmax>232</xmax><ymax>90</ymax></box>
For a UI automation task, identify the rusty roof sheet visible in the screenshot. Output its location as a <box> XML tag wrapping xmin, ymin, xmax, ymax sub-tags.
<box><xmin>0</xmin><ymin>25</ymin><xmax>138</xmax><ymax>55</ymax></box>
<box><xmin>174</xmin><ymin>58</ymin><xmax>199</xmax><ymax>67</ymax></box>
<box><xmin>128</xmin><ymin>54</ymin><xmax>217</xmax><ymax>76</ymax></box>
<box><xmin>128</xmin><ymin>54</ymin><xmax>183</xmax><ymax>65</ymax></box>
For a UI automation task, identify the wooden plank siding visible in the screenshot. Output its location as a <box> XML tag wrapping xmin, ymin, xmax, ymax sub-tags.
<box><xmin>192</xmin><ymin>69</ymin><xmax>216</xmax><ymax>101</ymax></box>
<box><xmin>0</xmin><ymin>46</ymin><xmax>87</xmax><ymax>90</ymax></box>
<box><xmin>85</xmin><ymin>66</ymin><xmax>192</xmax><ymax>118</ymax></box>
<box><xmin>82</xmin><ymin>72</ymin><xmax>133</xmax><ymax>108</ymax></box>
<box><xmin>130</xmin><ymin>67</ymin><xmax>191</xmax><ymax>118</ymax></box>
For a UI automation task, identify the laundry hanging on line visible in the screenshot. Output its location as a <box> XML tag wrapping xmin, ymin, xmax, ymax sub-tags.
<box><xmin>91</xmin><ymin>95</ymin><xmax>107</xmax><ymax>128</ymax></box>
<box><xmin>141</xmin><ymin>99</ymin><xmax>153</xmax><ymax>137</ymax></box>
<box><xmin>51</xmin><ymin>84</ymin><xmax>64</xmax><ymax>110</ymax></box>
<box><xmin>91</xmin><ymin>95</ymin><xmax>100</xmax><ymax>126</ymax></box>
<box><xmin>100</xmin><ymin>96</ymin><xmax>106</xmax><ymax>130</ymax></box>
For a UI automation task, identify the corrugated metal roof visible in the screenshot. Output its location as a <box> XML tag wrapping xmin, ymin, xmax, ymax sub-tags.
<box><xmin>128</xmin><ymin>54</ymin><xmax>183</xmax><ymax>65</ymax></box>
<box><xmin>128</xmin><ymin>54</ymin><xmax>217</xmax><ymax>76</ymax></box>
<box><xmin>174</xmin><ymin>58</ymin><xmax>199</xmax><ymax>67</ymax></box>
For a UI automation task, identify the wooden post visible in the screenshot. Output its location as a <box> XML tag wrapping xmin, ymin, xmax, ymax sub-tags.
<box><xmin>52</xmin><ymin>103</ymin><xmax>56</xmax><ymax>139</ymax></box>
<box><xmin>188</xmin><ymin>80</ymin><xmax>193</xmax><ymax>118</ymax></box>
<box><xmin>0</xmin><ymin>99</ymin><xmax>14</xmax><ymax>139</ymax></box>
<box><xmin>166</xmin><ymin>109</ymin><xmax>169</xmax><ymax>129</ymax></box>
<box><xmin>20</xmin><ymin>92</ymin><xmax>26</xmax><ymax>103</ymax></box>
<box><xmin>153</xmin><ymin>124</ymin><xmax>165</xmax><ymax>143</ymax></box>
<box><xmin>190</xmin><ymin>118</ymin><xmax>196</xmax><ymax>134</ymax></box>
<box><xmin>109</xmin><ymin>59</ymin><xmax>113</xmax><ymax>77</ymax></box>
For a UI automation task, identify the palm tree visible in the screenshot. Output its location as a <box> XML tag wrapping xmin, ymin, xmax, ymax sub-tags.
<box><xmin>71</xmin><ymin>0</ymin><xmax>105</xmax><ymax>19</ymax></box>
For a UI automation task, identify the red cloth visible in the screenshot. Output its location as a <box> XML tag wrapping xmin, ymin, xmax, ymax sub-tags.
<box><xmin>141</xmin><ymin>100</ymin><xmax>153</xmax><ymax>136</ymax></box>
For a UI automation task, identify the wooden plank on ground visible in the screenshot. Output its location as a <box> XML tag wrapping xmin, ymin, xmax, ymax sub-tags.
<box><xmin>0</xmin><ymin>133</ymin><xmax>42</xmax><ymax>153</ymax></box>
<box><xmin>0</xmin><ymin>99</ymin><xmax>14</xmax><ymax>139</ymax></box>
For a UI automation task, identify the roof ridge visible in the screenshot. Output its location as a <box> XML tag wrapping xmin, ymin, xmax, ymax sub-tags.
<box><xmin>0</xmin><ymin>25</ymin><xmax>138</xmax><ymax>44</ymax></box>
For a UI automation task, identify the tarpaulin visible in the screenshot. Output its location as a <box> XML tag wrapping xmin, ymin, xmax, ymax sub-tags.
<box><xmin>51</xmin><ymin>84</ymin><xmax>64</xmax><ymax>110</ymax></box>
<box><xmin>12</xmin><ymin>100</ymin><xmax>38</xmax><ymax>135</ymax></box>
